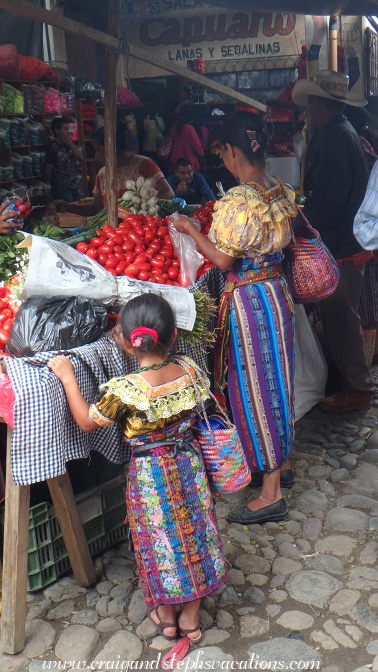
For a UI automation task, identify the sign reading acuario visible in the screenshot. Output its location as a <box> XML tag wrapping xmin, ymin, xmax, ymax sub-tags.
<box><xmin>126</xmin><ymin>11</ymin><xmax>304</xmax><ymax>77</ymax></box>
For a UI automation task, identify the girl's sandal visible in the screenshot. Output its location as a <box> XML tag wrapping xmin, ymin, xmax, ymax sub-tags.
<box><xmin>179</xmin><ymin>624</ymin><xmax>202</xmax><ymax>644</ymax></box>
<box><xmin>149</xmin><ymin>606</ymin><xmax>177</xmax><ymax>641</ymax></box>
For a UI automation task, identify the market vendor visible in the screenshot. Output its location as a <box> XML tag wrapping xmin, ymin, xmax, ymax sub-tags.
<box><xmin>56</xmin><ymin>125</ymin><xmax>174</xmax><ymax>217</ymax></box>
<box><xmin>167</xmin><ymin>157</ymin><xmax>216</xmax><ymax>205</ymax></box>
<box><xmin>45</xmin><ymin>117</ymin><xmax>83</xmax><ymax>202</ymax></box>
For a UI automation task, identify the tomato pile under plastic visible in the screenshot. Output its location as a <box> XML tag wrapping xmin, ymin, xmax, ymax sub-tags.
<box><xmin>76</xmin><ymin>208</ymin><xmax>216</xmax><ymax>286</ymax></box>
<box><xmin>0</xmin><ymin>284</ymin><xmax>16</xmax><ymax>351</ymax></box>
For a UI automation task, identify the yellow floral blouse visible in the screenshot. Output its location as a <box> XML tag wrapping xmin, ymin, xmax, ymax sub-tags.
<box><xmin>88</xmin><ymin>356</ymin><xmax>211</xmax><ymax>439</ymax></box>
<box><xmin>208</xmin><ymin>179</ymin><xmax>297</xmax><ymax>258</ymax></box>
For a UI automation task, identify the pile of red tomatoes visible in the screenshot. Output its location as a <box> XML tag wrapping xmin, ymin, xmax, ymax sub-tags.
<box><xmin>76</xmin><ymin>214</ymin><xmax>183</xmax><ymax>285</ymax></box>
<box><xmin>0</xmin><ymin>284</ymin><xmax>16</xmax><ymax>351</ymax></box>
<box><xmin>75</xmin><ymin>204</ymin><xmax>217</xmax><ymax>287</ymax></box>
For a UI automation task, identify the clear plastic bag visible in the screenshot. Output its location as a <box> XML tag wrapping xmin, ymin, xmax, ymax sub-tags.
<box><xmin>0</xmin><ymin>372</ymin><xmax>16</xmax><ymax>429</ymax></box>
<box><xmin>168</xmin><ymin>212</ymin><xmax>204</xmax><ymax>287</ymax></box>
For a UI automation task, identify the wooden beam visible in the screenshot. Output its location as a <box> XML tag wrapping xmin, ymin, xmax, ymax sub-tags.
<box><xmin>0</xmin><ymin>0</ymin><xmax>267</xmax><ymax>113</ymax></box>
<box><xmin>104</xmin><ymin>0</ymin><xmax>121</xmax><ymax>229</ymax></box>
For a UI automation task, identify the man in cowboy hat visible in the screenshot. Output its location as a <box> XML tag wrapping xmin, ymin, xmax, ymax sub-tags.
<box><xmin>292</xmin><ymin>70</ymin><xmax>374</xmax><ymax>413</ymax></box>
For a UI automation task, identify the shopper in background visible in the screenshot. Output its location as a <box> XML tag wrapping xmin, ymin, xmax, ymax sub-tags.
<box><xmin>46</xmin><ymin>117</ymin><xmax>83</xmax><ymax>202</ymax></box>
<box><xmin>56</xmin><ymin>124</ymin><xmax>173</xmax><ymax>217</ymax></box>
<box><xmin>167</xmin><ymin>158</ymin><xmax>216</xmax><ymax>204</ymax></box>
<box><xmin>48</xmin><ymin>293</ymin><xmax>226</xmax><ymax>644</ymax></box>
<box><xmin>172</xmin><ymin>111</ymin><xmax>297</xmax><ymax>525</ymax></box>
<box><xmin>292</xmin><ymin>70</ymin><xmax>374</xmax><ymax>413</ymax></box>
<box><xmin>169</xmin><ymin>107</ymin><xmax>204</xmax><ymax>172</ymax></box>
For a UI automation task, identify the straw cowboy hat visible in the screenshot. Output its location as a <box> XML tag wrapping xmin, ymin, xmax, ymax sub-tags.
<box><xmin>292</xmin><ymin>69</ymin><xmax>367</xmax><ymax>107</ymax></box>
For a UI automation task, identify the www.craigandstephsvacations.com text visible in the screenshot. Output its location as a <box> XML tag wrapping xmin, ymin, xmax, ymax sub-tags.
<box><xmin>41</xmin><ymin>653</ymin><xmax>322</xmax><ymax>671</ymax></box>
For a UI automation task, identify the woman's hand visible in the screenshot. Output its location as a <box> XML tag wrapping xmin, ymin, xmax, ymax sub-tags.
<box><xmin>171</xmin><ymin>214</ymin><xmax>194</xmax><ymax>235</ymax></box>
<box><xmin>54</xmin><ymin>200</ymin><xmax>68</xmax><ymax>214</ymax></box>
<box><xmin>0</xmin><ymin>201</ymin><xmax>19</xmax><ymax>235</ymax></box>
<box><xmin>48</xmin><ymin>355</ymin><xmax>75</xmax><ymax>385</ymax></box>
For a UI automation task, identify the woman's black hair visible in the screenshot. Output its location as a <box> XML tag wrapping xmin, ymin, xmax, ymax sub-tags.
<box><xmin>118</xmin><ymin>293</ymin><xmax>176</xmax><ymax>353</ymax></box>
<box><xmin>92</xmin><ymin>123</ymin><xmax>128</xmax><ymax>153</ymax></box>
<box><xmin>219</xmin><ymin>111</ymin><xmax>268</xmax><ymax>165</ymax></box>
<box><xmin>177</xmin><ymin>106</ymin><xmax>194</xmax><ymax>135</ymax></box>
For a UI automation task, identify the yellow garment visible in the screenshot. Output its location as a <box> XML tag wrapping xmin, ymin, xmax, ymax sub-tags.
<box><xmin>208</xmin><ymin>179</ymin><xmax>297</xmax><ymax>258</ymax></box>
<box><xmin>88</xmin><ymin>357</ymin><xmax>211</xmax><ymax>439</ymax></box>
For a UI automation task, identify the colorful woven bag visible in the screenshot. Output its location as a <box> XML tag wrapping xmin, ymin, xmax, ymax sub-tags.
<box><xmin>284</xmin><ymin>207</ymin><xmax>340</xmax><ymax>303</ymax></box>
<box><xmin>178</xmin><ymin>358</ymin><xmax>251</xmax><ymax>494</ymax></box>
<box><xmin>194</xmin><ymin>414</ymin><xmax>251</xmax><ymax>494</ymax></box>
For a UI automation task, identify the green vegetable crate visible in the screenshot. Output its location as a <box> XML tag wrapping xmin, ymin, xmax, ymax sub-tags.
<box><xmin>27</xmin><ymin>474</ymin><xmax>127</xmax><ymax>592</ymax></box>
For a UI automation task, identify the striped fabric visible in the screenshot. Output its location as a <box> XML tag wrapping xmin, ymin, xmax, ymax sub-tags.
<box><xmin>226</xmin><ymin>257</ymin><xmax>295</xmax><ymax>473</ymax></box>
<box><xmin>126</xmin><ymin>427</ymin><xmax>227</xmax><ymax>609</ymax></box>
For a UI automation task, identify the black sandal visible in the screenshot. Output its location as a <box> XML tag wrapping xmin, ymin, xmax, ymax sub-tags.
<box><xmin>149</xmin><ymin>606</ymin><xmax>177</xmax><ymax>641</ymax></box>
<box><xmin>179</xmin><ymin>623</ymin><xmax>202</xmax><ymax>644</ymax></box>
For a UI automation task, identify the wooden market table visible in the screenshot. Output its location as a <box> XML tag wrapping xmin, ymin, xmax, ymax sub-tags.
<box><xmin>0</xmin><ymin>415</ymin><xmax>96</xmax><ymax>654</ymax></box>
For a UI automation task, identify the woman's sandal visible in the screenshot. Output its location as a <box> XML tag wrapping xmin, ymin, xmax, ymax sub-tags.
<box><xmin>149</xmin><ymin>606</ymin><xmax>177</xmax><ymax>641</ymax></box>
<box><xmin>179</xmin><ymin>624</ymin><xmax>202</xmax><ymax>644</ymax></box>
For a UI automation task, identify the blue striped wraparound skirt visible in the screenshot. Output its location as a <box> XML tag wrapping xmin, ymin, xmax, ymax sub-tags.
<box><xmin>227</xmin><ymin>256</ymin><xmax>295</xmax><ymax>473</ymax></box>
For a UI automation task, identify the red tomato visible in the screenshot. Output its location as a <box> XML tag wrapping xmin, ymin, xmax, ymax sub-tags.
<box><xmin>134</xmin><ymin>253</ymin><xmax>147</xmax><ymax>265</ymax></box>
<box><xmin>112</xmin><ymin>245</ymin><xmax>123</xmax><ymax>254</ymax></box>
<box><xmin>128</xmin><ymin>231</ymin><xmax>143</xmax><ymax>246</ymax></box>
<box><xmin>124</xmin><ymin>264</ymin><xmax>139</xmax><ymax>277</ymax></box>
<box><xmin>122</xmin><ymin>239</ymin><xmax>136</xmax><ymax>252</ymax></box>
<box><xmin>90</xmin><ymin>238</ymin><xmax>103</xmax><ymax>248</ymax></box>
<box><xmin>152</xmin><ymin>237</ymin><xmax>161</xmax><ymax>245</ymax></box>
<box><xmin>154</xmin><ymin>274</ymin><xmax>165</xmax><ymax>284</ymax></box>
<box><xmin>0</xmin><ymin>313</ymin><xmax>8</xmax><ymax>324</ymax></box>
<box><xmin>114</xmin><ymin>252</ymin><xmax>125</xmax><ymax>261</ymax></box>
<box><xmin>115</xmin><ymin>261</ymin><xmax>127</xmax><ymax>274</ymax></box>
<box><xmin>134</xmin><ymin>243</ymin><xmax>146</xmax><ymax>256</ymax></box>
<box><xmin>168</xmin><ymin>266</ymin><xmax>179</xmax><ymax>279</ymax></box>
<box><xmin>137</xmin><ymin>270</ymin><xmax>149</xmax><ymax>281</ymax></box>
<box><xmin>98</xmin><ymin>244</ymin><xmax>113</xmax><ymax>255</ymax></box>
<box><xmin>162</xmin><ymin>272</ymin><xmax>168</xmax><ymax>280</ymax></box>
<box><xmin>123</xmin><ymin>215</ymin><xmax>140</xmax><ymax>225</ymax></box>
<box><xmin>0</xmin><ymin>287</ymin><xmax>7</xmax><ymax>299</ymax></box>
<box><xmin>105</xmin><ymin>255</ymin><xmax>118</xmax><ymax>269</ymax></box>
<box><xmin>97</xmin><ymin>253</ymin><xmax>106</xmax><ymax>265</ymax></box>
<box><xmin>160</xmin><ymin>246</ymin><xmax>172</xmax><ymax>258</ymax></box>
<box><xmin>76</xmin><ymin>242</ymin><xmax>88</xmax><ymax>253</ymax></box>
<box><xmin>125</xmin><ymin>251</ymin><xmax>136</xmax><ymax>263</ymax></box>
<box><xmin>112</xmin><ymin>234</ymin><xmax>124</xmax><ymax>246</ymax></box>
<box><xmin>0</xmin><ymin>328</ymin><xmax>8</xmax><ymax>345</ymax></box>
<box><xmin>145</xmin><ymin>248</ymin><xmax>155</xmax><ymax>260</ymax></box>
<box><xmin>107</xmin><ymin>267</ymin><xmax>117</xmax><ymax>276</ymax></box>
<box><xmin>138</xmin><ymin>262</ymin><xmax>151</xmax><ymax>271</ymax></box>
<box><xmin>164</xmin><ymin>234</ymin><xmax>172</xmax><ymax>247</ymax></box>
<box><xmin>132</xmin><ymin>224</ymin><xmax>145</xmax><ymax>238</ymax></box>
<box><xmin>150</xmin><ymin>257</ymin><xmax>164</xmax><ymax>269</ymax></box>
<box><xmin>144</xmin><ymin>229</ymin><xmax>155</xmax><ymax>244</ymax></box>
<box><xmin>157</xmin><ymin>225</ymin><xmax>168</xmax><ymax>239</ymax></box>
<box><xmin>154</xmin><ymin>217</ymin><xmax>163</xmax><ymax>226</ymax></box>
<box><xmin>138</xmin><ymin>213</ymin><xmax>146</xmax><ymax>222</ymax></box>
<box><xmin>0</xmin><ymin>309</ymin><xmax>12</xmax><ymax>318</ymax></box>
<box><xmin>95</xmin><ymin>229</ymin><xmax>106</xmax><ymax>237</ymax></box>
<box><xmin>119</xmin><ymin>222</ymin><xmax>132</xmax><ymax>231</ymax></box>
<box><xmin>86</xmin><ymin>248</ymin><xmax>98</xmax><ymax>260</ymax></box>
<box><xmin>171</xmin><ymin>259</ymin><xmax>180</xmax><ymax>268</ymax></box>
<box><xmin>3</xmin><ymin>318</ymin><xmax>13</xmax><ymax>332</ymax></box>
<box><xmin>0</xmin><ymin>299</ymin><xmax>8</xmax><ymax>310</ymax></box>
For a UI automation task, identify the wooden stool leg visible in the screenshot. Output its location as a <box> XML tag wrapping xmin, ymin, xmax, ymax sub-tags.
<box><xmin>1</xmin><ymin>426</ymin><xmax>30</xmax><ymax>654</ymax></box>
<box><xmin>47</xmin><ymin>473</ymin><xmax>96</xmax><ymax>587</ymax></box>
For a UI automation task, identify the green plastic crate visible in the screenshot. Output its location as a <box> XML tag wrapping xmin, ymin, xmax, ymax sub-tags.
<box><xmin>27</xmin><ymin>474</ymin><xmax>128</xmax><ymax>592</ymax></box>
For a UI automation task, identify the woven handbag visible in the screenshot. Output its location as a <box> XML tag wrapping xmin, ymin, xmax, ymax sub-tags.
<box><xmin>284</xmin><ymin>207</ymin><xmax>340</xmax><ymax>303</ymax></box>
<box><xmin>194</xmin><ymin>414</ymin><xmax>251</xmax><ymax>494</ymax></box>
<box><xmin>179</xmin><ymin>358</ymin><xmax>251</xmax><ymax>494</ymax></box>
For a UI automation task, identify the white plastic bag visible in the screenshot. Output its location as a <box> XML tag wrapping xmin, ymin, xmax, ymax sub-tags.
<box><xmin>168</xmin><ymin>212</ymin><xmax>204</xmax><ymax>287</ymax></box>
<box><xmin>294</xmin><ymin>305</ymin><xmax>327</xmax><ymax>421</ymax></box>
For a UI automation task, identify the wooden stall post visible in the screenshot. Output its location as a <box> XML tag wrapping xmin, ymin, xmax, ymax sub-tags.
<box><xmin>104</xmin><ymin>0</ymin><xmax>121</xmax><ymax>229</ymax></box>
<box><xmin>329</xmin><ymin>15</ymin><xmax>339</xmax><ymax>71</ymax></box>
<box><xmin>1</xmin><ymin>425</ymin><xmax>30</xmax><ymax>654</ymax></box>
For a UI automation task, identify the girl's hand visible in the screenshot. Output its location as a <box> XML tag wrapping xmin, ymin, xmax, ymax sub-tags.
<box><xmin>48</xmin><ymin>355</ymin><xmax>75</xmax><ymax>385</ymax></box>
<box><xmin>171</xmin><ymin>214</ymin><xmax>193</xmax><ymax>234</ymax></box>
<box><xmin>0</xmin><ymin>201</ymin><xmax>19</xmax><ymax>234</ymax></box>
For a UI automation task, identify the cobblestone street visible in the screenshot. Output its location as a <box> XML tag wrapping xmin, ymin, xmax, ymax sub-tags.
<box><xmin>3</xmin><ymin>368</ymin><xmax>378</xmax><ymax>672</ymax></box>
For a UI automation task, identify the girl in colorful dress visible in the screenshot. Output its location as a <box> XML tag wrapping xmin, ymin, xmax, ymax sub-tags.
<box><xmin>172</xmin><ymin>111</ymin><xmax>297</xmax><ymax>525</ymax></box>
<box><xmin>48</xmin><ymin>293</ymin><xmax>226</xmax><ymax>642</ymax></box>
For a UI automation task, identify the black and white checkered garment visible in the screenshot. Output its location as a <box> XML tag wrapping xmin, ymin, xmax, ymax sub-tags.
<box><xmin>7</xmin><ymin>268</ymin><xmax>226</xmax><ymax>486</ymax></box>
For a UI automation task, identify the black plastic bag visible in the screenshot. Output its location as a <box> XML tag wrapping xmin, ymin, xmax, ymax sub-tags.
<box><xmin>72</xmin><ymin>75</ymin><xmax>103</xmax><ymax>100</ymax></box>
<box><xmin>6</xmin><ymin>296</ymin><xmax>108</xmax><ymax>357</ymax></box>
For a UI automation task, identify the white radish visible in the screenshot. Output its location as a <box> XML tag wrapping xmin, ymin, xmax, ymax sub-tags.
<box><xmin>122</xmin><ymin>190</ymin><xmax>135</xmax><ymax>200</ymax></box>
<box><xmin>136</xmin><ymin>176</ymin><xmax>145</xmax><ymax>190</ymax></box>
<box><xmin>132</xmin><ymin>194</ymin><xmax>142</xmax><ymax>204</ymax></box>
<box><xmin>148</xmin><ymin>206</ymin><xmax>158</xmax><ymax>215</ymax></box>
<box><xmin>125</xmin><ymin>180</ymin><xmax>136</xmax><ymax>191</ymax></box>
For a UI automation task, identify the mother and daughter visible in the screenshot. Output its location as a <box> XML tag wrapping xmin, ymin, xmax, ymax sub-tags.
<box><xmin>48</xmin><ymin>111</ymin><xmax>295</xmax><ymax>643</ymax></box>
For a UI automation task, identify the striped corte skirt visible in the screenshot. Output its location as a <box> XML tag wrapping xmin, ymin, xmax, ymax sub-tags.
<box><xmin>227</xmin><ymin>257</ymin><xmax>295</xmax><ymax>473</ymax></box>
<box><xmin>126</xmin><ymin>428</ymin><xmax>227</xmax><ymax>609</ymax></box>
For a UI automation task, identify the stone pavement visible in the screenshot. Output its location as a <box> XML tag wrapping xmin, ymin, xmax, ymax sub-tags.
<box><xmin>3</xmin><ymin>371</ymin><xmax>378</xmax><ymax>672</ymax></box>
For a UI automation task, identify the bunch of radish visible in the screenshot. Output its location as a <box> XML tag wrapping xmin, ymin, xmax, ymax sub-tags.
<box><xmin>120</xmin><ymin>177</ymin><xmax>159</xmax><ymax>216</ymax></box>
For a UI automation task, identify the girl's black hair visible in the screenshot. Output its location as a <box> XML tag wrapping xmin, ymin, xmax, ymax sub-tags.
<box><xmin>218</xmin><ymin>111</ymin><xmax>268</xmax><ymax>165</ymax></box>
<box><xmin>92</xmin><ymin>123</ymin><xmax>127</xmax><ymax>153</ymax></box>
<box><xmin>119</xmin><ymin>293</ymin><xmax>176</xmax><ymax>353</ymax></box>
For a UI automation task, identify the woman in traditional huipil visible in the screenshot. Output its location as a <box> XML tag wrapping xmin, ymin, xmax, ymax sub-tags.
<box><xmin>172</xmin><ymin>111</ymin><xmax>297</xmax><ymax>524</ymax></box>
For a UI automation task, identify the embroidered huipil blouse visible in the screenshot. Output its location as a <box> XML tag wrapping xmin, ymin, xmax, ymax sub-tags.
<box><xmin>208</xmin><ymin>180</ymin><xmax>297</xmax><ymax>259</ymax></box>
<box><xmin>88</xmin><ymin>356</ymin><xmax>211</xmax><ymax>439</ymax></box>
